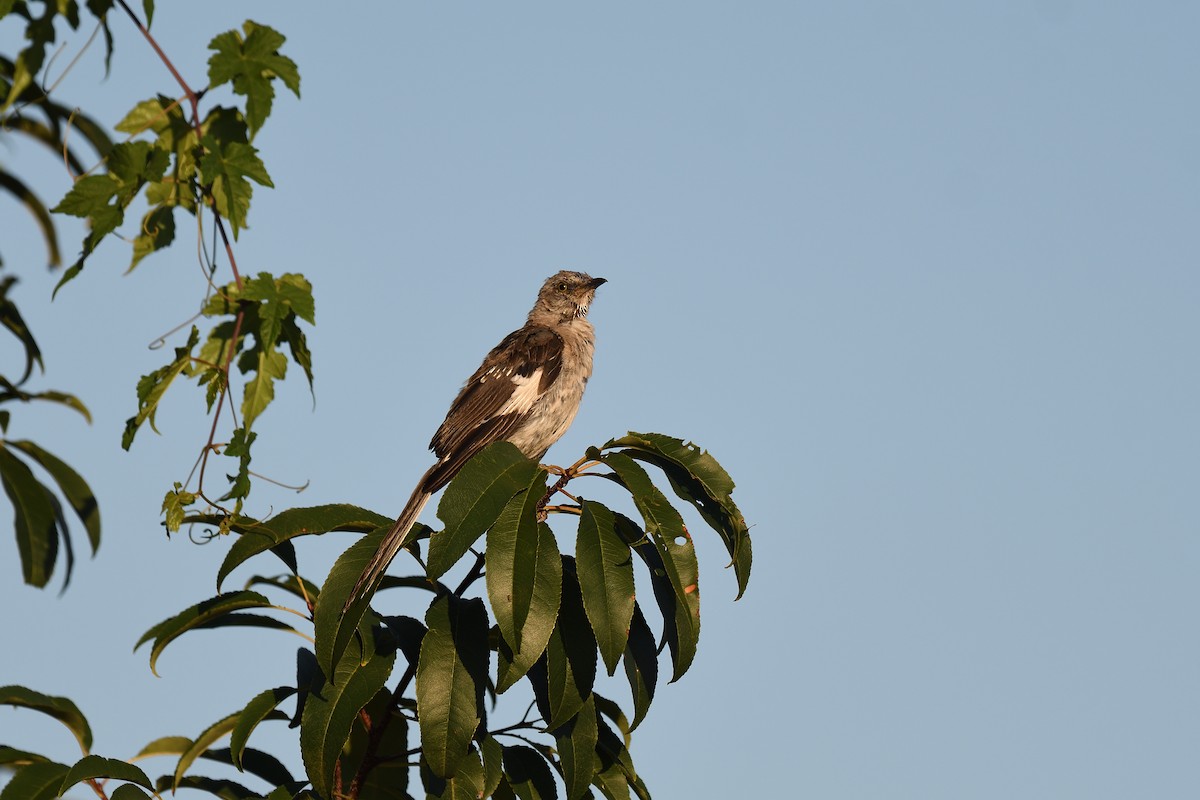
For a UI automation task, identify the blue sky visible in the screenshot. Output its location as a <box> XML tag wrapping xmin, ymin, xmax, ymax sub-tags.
<box><xmin>2</xmin><ymin>3</ymin><xmax>1198</xmax><ymax>798</ymax></box>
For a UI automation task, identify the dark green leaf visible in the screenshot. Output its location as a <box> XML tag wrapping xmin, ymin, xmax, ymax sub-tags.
<box><xmin>110</xmin><ymin>785</ymin><xmax>153</xmax><ymax>800</ymax></box>
<box><xmin>341</xmin><ymin>688</ymin><xmax>409</xmax><ymax>799</ymax></box>
<box><xmin>606</xmin><ymin>432</ymin><xmax>751</xmax><ymax>598</ymax></box>
<box><xmin>530</xmin><ymin>557</ymin><xmax>597</xmax><ymax>730</ymax></box>
<box><xmin>576</xmin><ymin>500</ymin><xmax>635</xmax><ymax>675</ymax></box>
<box><xmin>134</xmin><ymin>736</ymin><xmax>191</xmax><ymax>758</ymax></box>
<box><xmin>556</xmin><ymin>694</ymin><xmax>598</xmax><ymax>800</ymax></box>
<box><xmin>134</xmin><ymin>591</ymin><xmax>274</xmax><ymax>676</ymax></box>
<box><xmin>229</xmin><ymin>687</ymin><xmax>295</xmax><ymax>770</ymax></box>
<box><xmin>172</xmin><ymin>712</ymin><xmax>238</xmax><ymax>792</ymax></box>
<box><xmin>128</xmin><ymin>204</ymin><xmax>175</xmax><ymax>271</ymax></box>
<box><xmin>9</xmin><ymin>440</ymin><xmax>100</xmax><ymax>555</ymax></box>
<box><xmin>215</xmin><ymin>503</ymin><xmax>392</xmax><ymax>589</ymax></box>
<box><xmin>602</xmin><ymin>454</ymin><xmax>700</xmax><ymax>681</ymax></box>
<box><xmin>160</xmin><ymin>774</ymin><xmax>257</xmax><ymax>800</ymax></box>
<box><xmin>0</xmin><ymin>761</ymin><xmax>69</xmax><ymax>800</ymax></box>
<box><xmin>59</xmin><ymin>755</ymin><xmax>152</xmax><ymax>794</ymax></box>
<box><xmin>123</xmin><ymin>326</ymin><xmax>200</xmax><ymax>450</ymax></box>
<box><xmin>0</xmin><ymin>171</ymin><xmax>60</xmax><ymax>269</ymax></box>
<box><xmin>417</xmin><ymin>596</ymin><xmax>489</xmax><ymax>779</ymax></box>
<box><xmin>312</xmin><ymin>525</ymin><xmax>391</xmax><ymax>675</ymax></box>
<box><xmin>503</xmin><ymin>744</ymin><xmax>558</xmax><ymax>800</ymax></box>
<box><xmin>0</xmin><ymin>447</ymin><xmax>59</xmax><ymax>587</ymax></box>
<box><xmin>439</xmin><ymin>746</ymin><xmax>485</xmax><ymax>800</ymax></box>
<box><xmin>428</xmin><ymin>442</ymin><xmax>538</xmax><ymax>580</ymax></box>
<box><xmin>0</xmin><ymin>745</ymin><xmax>48</xmax><ymax>766</ymax></box>
<box><xmin>0</xmin><ymin>274</ymin><xmax>43</xmax><ymax>380</ymax></box>
<box><xmin>480</xmin><ymin>735</ymin><xmax>504</xmax><ymax>798</ymax></box>
<box><xmin>0</xmin><ymin>686</ymin><xmax>92</xmax><ymax>752</ymax></box>
<box><xmin>241</xmin><ymin>347</ymin><xmax>286</xmax><ymax>430</ymax></box>
<box><xmin>621</xmin><ymin>604</ymin><xmax>657</xmax><ymax>730</ymax></box>
<box><xmin>200</xmin><ymin>747</ymin><xmax>293</xmax><ymax>787</ymax></box>
<box><xmin>491</xmin><ymin>505</ymin><xmax>561</xmax><ymax>693</ymax></box>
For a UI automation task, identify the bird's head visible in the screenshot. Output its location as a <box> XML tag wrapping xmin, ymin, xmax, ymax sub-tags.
<box><xmin>530</xmin><ymin>270</ymin><xmax>607</xmax><ymax>323</ymax></box>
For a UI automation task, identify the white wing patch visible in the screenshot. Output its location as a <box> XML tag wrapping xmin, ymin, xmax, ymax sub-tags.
<box><xmin>499</xmin><ymin>368</ymin><xmax>544</xmax><ymax>416</ymax></box>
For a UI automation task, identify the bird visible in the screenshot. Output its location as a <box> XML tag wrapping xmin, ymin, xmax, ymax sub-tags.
<box><xmin>346</xmin><ymin>270</ymin><xmax>606</xmax><ymax>607</ymax></box>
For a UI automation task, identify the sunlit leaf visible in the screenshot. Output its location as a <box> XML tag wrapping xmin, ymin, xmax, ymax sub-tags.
<box><xmin>207</xmin><ymin>21</ymin><xmax>301</xmax><ymax>136</ymax></box>
<box><xmin>134</xmin><ymin>591</ymin><xmax>274</xmax><ymax>676</ymax></box>
<box><xmin>417</xmin><ymin>596</ymin><xmax>488</xmax><ymax>779</ymax></box>
<box><xmin>0</xmin><ymin>686</ymin><xmax>92</xmax><ymax>753</ymax></box>
<box><xmin>0</xmin><ymin>447</ymin><xmax>59</xmax><ymax>588</ymax></box>
<box><xmin>556</xmin><ymin>693</ymin><xmax>598</xmax><ymax>800</ymax></box>
<box><xmin>59</xmin><ymin>755</ymin><xmax>152</xmax><ymax>795</ymax></box>
<box><xmin>576</xmin><ymin>500</ymin><xmax>635</xmax><ymax>675</ymax></box>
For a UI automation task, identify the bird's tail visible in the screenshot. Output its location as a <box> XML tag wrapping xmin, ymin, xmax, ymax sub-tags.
<box><xmin>345</xmin><ymin>468</ymin><xmax>435</xmax><ymax>609</ymax></box>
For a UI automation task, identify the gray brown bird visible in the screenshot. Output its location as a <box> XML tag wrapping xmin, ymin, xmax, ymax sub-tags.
<box><xmin>347</xmin><ymin>270</ymin><xmax>606</xmax><ymax>606</ymax></box>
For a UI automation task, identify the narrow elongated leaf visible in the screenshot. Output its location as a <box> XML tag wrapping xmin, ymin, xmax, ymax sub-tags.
<box><xmin>8</xmin><ymin>440</ymin><xmax>100</xmax><ymax>554</ymax></box>
<box><xmin>480</xmin><ymin>735</ymin><xmax>504</xmax><ymax>798</ymax></box>
<box><xmin>0</xmin><ymin>745</ymin><xmax>48</xmax><ymax>766</ymax></box>
<box><xmin>530</xmin><ymin>558</ymin><xmax>597</xmax><ymax>730</ymax></box>
<box><xmin>341</xmin><ymin>688</ymin><xmax>409</xmax><ymax>799</ymax></box>
<box><xmin>606</xmin><ymin>432</ymin><xmax>751</xmax><ymax>598</ymax></box>
<box><xmin>110</xmin><ymin>785</ymin><xmax>153</xmax><ymax>800</ymax></box>
<box><xmin>60</xmin><ymin>755</ymin><xmax>152</xmax><ymax>794</ymax></box>
<box><xmin>200</xmin><ymin>747</ymin><xmax>293</xmax><ymax>787</ymax></box>
<box><xmin>160</xmin><ymin>774</ymin><xmax>256</xmax><ymax>799</ymax></box>
<box><xmin>0</xmin><ymin>761</ymin><xmax>68</xmax><ymax>800</ymax></box>
<box><xmin>503</xmin><ymin>745</ymin><xmax>558</xmax><ymax>800</ymax></box>
<box><xmin>0</xmin><ymin>273</ymin><xmax>44</xmax><ymax>378</ymax></box>
<box><xmin>0</xmin><ymin>447</ymin><xmax>59</xmax><ymax>587</ymax></box>
<box><xmin>603</xmin><ymin>454</ymin><xmax>700</xmax><ymax>681</ymax></box>
<box><xmin>0</xmin><ymin>686</ymin><xmax>92</xmax><ymax>753</ymax></box>
<box><xmin>486</xmin><ymin>471</ymin><xmax>546</xmax><ymax>650</ymax></box>
<box><xmin>134</xmin><ymin>736</ymin><xmax>190</xmax><ymax>758</ymax></box>
<box><xmin>134</xmin><ymin>591</ymin><xmax>273</xmax><ymax>676</ymax></box>
<box><xmin>493</xmin><ymin>515</ymin><xmax>561</xmax><ymax>693</ymax></box>
<box><xmin>428</xmin><ymin>442</ymin><xmax>539</xmax><ymax>579</ymax></box>
<box><xmin>556</xmin><ymin>693</ymin><xmax>598</xmax><ymax>800</ymax></box>
<box><xmin>417</xmin><ymin>596</ymin><xmax>489</xmax><ymax>779</ymax></box>
<box><xmin>621</xmin><ymin>604</ymin><xmax>657</xmax><ymax>730</ymax></box>
<box><xmin>172</xmin><ymin>712</ymin><xmax>238</xmax><ymax>791</ymax></box>
<box><xmin>300</xmin><ymin>616</ymin><xmax>395</xmax><ymax>800</ymax></box>
<box><xmin>229</xmin><ymin>687</ymin><xmax>295</xmax><ymax>769</ymax></box>
<box><xmin>312</xmin><ymin>525</ymin><xmax>389</xmax><ymax>674</ymax></box>
<box><xmin>576</xmin><ymin>500</ymin><xmax>635</xmax><ymax>675</ymax></box>
<box><xmin>439</xmin><ymin>746</ymin><xmax>486</xmax><ymax>800</ymax></box>
<box><xmin>215</xmin><ymin>503</ymin><xmax>391</xmax><ymax>589</ymax></box>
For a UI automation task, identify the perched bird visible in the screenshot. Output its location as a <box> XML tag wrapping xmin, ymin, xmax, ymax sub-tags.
<box><xmin>346</xmin><ymin>270</ymin><xmax>606</xmax><ymax>607</ymax></box>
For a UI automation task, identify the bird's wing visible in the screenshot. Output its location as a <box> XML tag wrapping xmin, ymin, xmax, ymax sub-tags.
<box><xmin>424</xmin><ymin>325</ymin><xmax>564</xmax><ymax>490</ymax></box>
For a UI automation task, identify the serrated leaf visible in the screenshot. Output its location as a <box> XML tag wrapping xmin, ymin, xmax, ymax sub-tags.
<box><xmin>241</xmin><ymin>347</ymin><xmax>286</xmax><ymax>430</ymax></box>
<box><xmin>602</xmin><ymin>453</ymin><xmax>700</xmax><ymax>682</ymax></box>
<box><xmin>300</xmin><ymin>611</ymin><xmax>395</xmax><ymax>800</ymax></box>
<box><xmin>340</xmin><ymin>688</ymin><xmax>409</xmax><ymax>799</ymax></box>
<box><xmin>0</xmin><ymin>274</ymin><xmax>43</xmax><ymax>381</ymax></box>
<box><xmin>229</xmin><ymin>687</ymin><xmax>294</xmax><ymax>770</ymax></box>
<box><xmin>160</xmin><ymin>773</ymin><xmax>256</xmax><ymax>800</ymax></box>
<box><xmin>161</xmin><ymin>482</ymin><xmax>197</xmax><ymax>533</ymax></box>
<box><xmin>0</xmin><ymin>447</ymin><xmax>59</xmax><ymax>588</ymax></box>
<box><xmin>606</xmin><ymin>432</ymin><xmax>751</xmax><ymax>598</ymax></box>
<box><xmin>9</xmin><ymin>440</ymin><xmax>99</xmax><ymax>555</ymax></box>
<box><xmin>133</xmin><ymin>736</ymin><xmax>191</xmax><ymax>758</ymax></box>
<box><xmin>59</xmin><ymin>755</ymin><xmax>152</xmax><ymax>794</ymax></box>
<box><xmin>417</xmin><ymin>596</ymin><xmax>489</xmax><ymax>779</ymax></box>
<box><xmin>312</xmin><ymin>525</ymin><xmax>391</xmax><ymax>674</ymax></box>
<box><xmin>0</xmin><ymin>686</ymin><xmax>92</xmax><ymax>753</ymax></box>
<box><xmin>556</xmin><ymin>694</ymin><xmax>598</xmax><ymax>800</ymax></box>
<box><xmin>134</xmin><ymin>591</ymin><xmax>273</xmax><ymax>676</ymax></box>
<box><xmin>129</xmin><ymin>205</ymin><xmax>175</xmax><ymax>271</ymax></box>
<box><xmin>0</xmin><ymin>745</ymin><xmax>48</xmax><ymax>767</ymax></box>
<box><xmin>200</xmin><ymin>746</ymin><xmax>293</xmax><ymax>787</ymax></box>
<box><xmin>215</xmin><ymin>503</ymin><xmax>391</xmax><ymax>589</ymax></box>
<box><xmin>428</xmin><ymin>442</ymin><xmax>539</xmax><ymax>580</ymax></box>
<box><xmin>529</xmin><ymin>557</ymin><xmax>597</xmax><ymax>731</ymax></box>
<box><xmin>198</xmin><ymin>138</ymin><xmax>272</xmax><ymax>237</ymax></box>
<box><xmin>207</xmin><ymin>21</ymin><xmax>301</xmax><ymax>136</ymax></box>
<box><xmin>123</xmin><ymin>326</ymin><xmax>200</xmax><ymax>450</ymax></box>
<box><xmin>52</xmin><ymin>174</ymin><xmax>119</xmax><ymax>218</ymax></box>
<box><xmin>576</xmin><ymin>500</ymin><xmax>635</xmax><ymax>675</ymax></box>
<box><xmin>490</xmin><ymin>493</ymin><xmax>561</xmax><ymax>692</ymax></box>
<box><xmin>0</xmin><ymin>760</ymin><xmax>69</xmax><ymax>800</ymax></box>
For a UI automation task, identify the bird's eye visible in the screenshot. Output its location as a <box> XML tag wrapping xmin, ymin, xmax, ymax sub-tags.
<box><xmin>557</xmin><ymin>282</ymin><xmax>568</xmax><ymax>291</ymax></box>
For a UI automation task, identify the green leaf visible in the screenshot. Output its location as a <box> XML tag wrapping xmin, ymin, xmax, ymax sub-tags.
<box><xmin>606</xmin><ymin>432</ymin><xmax>751</xmax><ymax>598</ymax></box>
<box><xmin>300</xmin><ymin>611</ymin><xmax>395</xmax><ymax>800</ymax></box>
<box><xmin>0</xmin><ymin>686</ymin><xmax>92</xmax><ymax>753</ymax></box>
<box><xmin>0</xmin><ymin>745</ymin><xmax>48</xmax><ymax>767</ymax></box>
<box><xmin>480</xmin><ymin>735</ymin><xmax>504</xmax><ymax>798</ymax></box>
<box><xmin>341</xmin><ymin>688</ymin><xmax>409</xmax><ymax>799</ymax></box>
<box><xmin>530</xmin><ymin>557</ymin><xmax>597</xmax><ymax>730</ymax></box>
<box><xmin>0</xmin><ymin>447</ymin><xmax>59</xmax><ymax>588</ymax></box>
<box><xmin>576</xmin><ymin>500</ymin><xmax>635</xmax><ymax>675</ymax></box>
<box><xmin>161</xmin><ymin>482</ymin><xmax>197</xmax><ymax>533</ymax></box>
<box><xmin>428</xmin><ymin>442</ymin><xmax>539</xmax><ymax>579</ymax></box>
<box><xmin>128</xmin><ymin>204</ymin><xmax>175</xmax><ymax>271</ymax></box>
<box><xmin>161</xmin><ymin>773</ymin><xmax>256</xmax><ymax>800</ymax></box>
<box><xmin>602</xmin><ymin>453</ymin><xmax>700</xmax><ymax>681</ymax></box>
<box><xmin>171</xmin><ymin>713</ymin><xmax>238</xmax><ymax>792</ymax></box>
<box><xmin>240</xmin><ymin>347</ymin><xmax>286</xmax><ymax>430</ymax></box>
<box><xmin>134</xmin><ymin>591</ymin><xmax>274</xmax><ymax>676</ymax></box>
<box><xmin>0</xmin><ymin>274</ymin><xmax>43</xmax><ymax>381</ymax></box>
<box><xmin>123</xmin><ymin>326</ymin><xmax>200</xmax><ymax>450</ymax></box>
<box><xmin>52</xmin><ymin>174</ymin><xmax>119</xmax><ymax>219</ymax></box>
<box><xmin>556</xmin><ymin>693</ymin><xmax>598</xmax><ymax>800</ymax></box>
<box><xmin>417</xmin><ymin>596</ymin><xmax>489</xmax><ymax>779</ymax></box>
<box><xmin>503</xmin><ymin>745</ymin><xmax>558</xmax><ymax>800</ymax></box>
<box><xmin>198</xmin><ymin>138</ymin><xmax>272</xmax><ymax>237</ymax></box>
<box><xmin>239</xmin><ymin>272</ymin><xmax>314</xmax><ymax>349</ymax></box>
<box><xmin>59</xmin><ymin>755</ymin><xmax>152</xmax><ymax>794</ymax></box>
<box><xmin>621</xmin><ymin>604</ymin><xmax>657</xmax><ymax>730</ymax></box>
<box><xmin>9</xmin><ymin>440</ymin><xmax>100</xmax><ymax>555</ymax></box>
<box><xmin>15</xmin><ymin>389</ymin><xmax>92</xmax><ymax>421</ymax></box>
<box><xmin>280</xmin><ymin>315</ymin><xmax>314</xmax><ymax>393</ymax></box>
<box><xmin>0</xmin><ymin>761</ymin><xmax>69</xmax><ymax>800</ymax></box>
<box><xmin>207</xmin><ymin>21</ymin><xmax>301</xmax><ymax>136</ymax></box>
<box><xmin>216</xmin><ymin>503</ymin><xmax>391</xmax><ymax>590</ymax></box>
<box><xmin>490</xmin><ymin>497</ymin><xmax>561</xmax><ymax>692</ymax></box>
<box><xmin>200</xmin><ymin>746</ymin><xmax>294</xmax><ymax>787</ymax></box>
<box><xmin>312</xmin><ymin>525</ymin><xmax>390</xmax><ymax>675</ymax></box>
<box><xmin>0</xmin><ymin>170</ymin><xmax>60</xmax><ymax>268</ymax></box>
<box><xmin>229</xmin><ymin>687</ymin><xmax>294</xmax><ymax>770</ymax></box>
<box><xmin>110</xmin><ymin>785</ymin><xmax>153</xmax><ymax>800</ymax></box>
<box><xmin>439</xmin><ymin>747</ymin><xmax>486</xmax><ymax>800</ymax></box>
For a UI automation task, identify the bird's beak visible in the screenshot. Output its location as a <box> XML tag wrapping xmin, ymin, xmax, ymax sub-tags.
<box><xmin>587</xmin><ymin>277</ymin><xmax>608</xmax><ymax>290</ymax></box>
